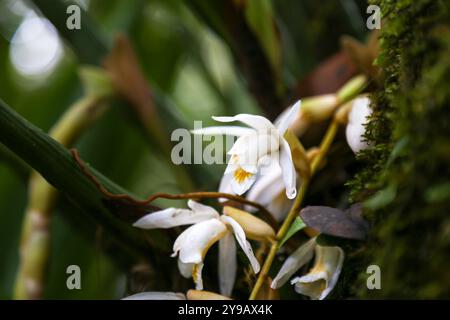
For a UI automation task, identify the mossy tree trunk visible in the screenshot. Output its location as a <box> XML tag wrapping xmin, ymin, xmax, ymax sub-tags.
<box><xmin>349</xmin><ymin>0</ymin><xmax>450</xmax><ymax>298</ymax></box>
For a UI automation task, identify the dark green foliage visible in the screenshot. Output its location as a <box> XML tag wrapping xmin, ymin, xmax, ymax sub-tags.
<box><xmin>349</xmin><ymin>0</ymin><xmax>450</xmax><ymax>298</ymax></box>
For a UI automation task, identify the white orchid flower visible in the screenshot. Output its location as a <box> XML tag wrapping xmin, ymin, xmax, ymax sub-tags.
<box><xmin>271</xmin><ymin>237</ymin><xmax>344</xmax><ymax>300</ymax></box>
<box><xmin>245</xmin><ymin>161</ymin><xmax>293</xmax><ymax>222</ymax></box>
<box><xmin>345</xmin><ymin>96</ymin><xmax>372</xmax><ymax>153</ymax></box>
<box><xmin>244</xmin><ymin>145</ymin><xmax>315</xmax><ymax>222</ymax></box>
<box><xmin>193</xmin><ymin>101</ymin><xmax>301</xmax><ymax>199</ymax></box>
<box><xmin>133</xmin><ymin>200</ymin><xmax>260</xmax><ymax>292</ymax></box>
<box><xmin>122</xmin><ymin>289</ymin><xmax>230</xmax><ymax>300</ymax></box>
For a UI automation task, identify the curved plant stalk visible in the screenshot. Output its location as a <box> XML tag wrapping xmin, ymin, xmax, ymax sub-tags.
<box><xmin>71</xmin><ymin>153</ymin><xmax>278</xmax><ymax>228</ymax></box>
<box><xmin>249</xmin><ymin>75</ymin><xmax>366</xmax><ymax>299</ymax></box>
<box><xmin>13</xmin><ymin>94</ymin><xmax>110</xmax><ymax>299</ymax></box>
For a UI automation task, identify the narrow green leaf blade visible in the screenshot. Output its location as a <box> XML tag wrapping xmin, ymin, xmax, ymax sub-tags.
<box><xmin>0</xmin><ymin>98</ymin><xmax>170</xmax><ymax>261</ymax></box>
<box><xmin>278</xmin><ymin>216</ymin><xmax>306</xmax><ymax>248</ymax></box>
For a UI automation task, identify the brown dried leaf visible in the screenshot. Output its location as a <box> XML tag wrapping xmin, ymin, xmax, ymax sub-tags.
<box><xmin>341</xmin><ymin>30</ymin><xmax>380</xmax><ymax>81</ymax></box>
<box><xmin>296</xmin><ymin>51</ymin><xmax>358</xmax><ymax>97</ymax></box>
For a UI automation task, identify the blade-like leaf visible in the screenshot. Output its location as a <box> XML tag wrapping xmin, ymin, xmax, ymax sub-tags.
<box><xmin>0</xmin><ymin>98</ymin><xmax>170</xmax><ymax>261</ymax></box>
<box><xmin>278</xmin><ymin>216</ymin><xmax>306</xmax><ymax>248</ymax></box>
<box><xmin>32</xmin><ymin>0</ymin><xmax>108</xmax><ymax>65</ymax></box>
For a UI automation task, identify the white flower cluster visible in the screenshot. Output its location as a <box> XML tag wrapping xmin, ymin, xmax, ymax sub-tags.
<box><xmin>129</xmin><ymin>97</ymin><xmax>372</xmax><ymax>300</ymax></box>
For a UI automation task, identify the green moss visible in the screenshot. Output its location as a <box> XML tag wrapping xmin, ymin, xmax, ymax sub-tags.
<box><xmin>348</xmin><ymin>0</ymin><xmax>450</xmax><ymax>298</ymax></box>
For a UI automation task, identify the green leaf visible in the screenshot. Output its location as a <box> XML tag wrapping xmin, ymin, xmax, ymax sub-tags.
<box><xmin>244</xmin><ymin>0</ymin><xmax>281</xmax><ymax>75</ymax></box>
<box><xmin>0</xmin><ymin>98</ymin><xmax>170</xmax><ymax>261</ymax></box>
<box><xmin>278</xmin><ymin>216</ymin><xmax>306</xmax><ymax>248</ymax></box>
<box><xmin>32</xmin><ymin>0</ymin><xmax>108</xmax><ymax>65</ymax></box>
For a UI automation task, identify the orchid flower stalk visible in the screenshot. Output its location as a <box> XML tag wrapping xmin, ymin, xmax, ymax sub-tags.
<box><xmin>192</xmin><ymin>101</ymin><xmax>301</xmax><ymax>199</ymax></box>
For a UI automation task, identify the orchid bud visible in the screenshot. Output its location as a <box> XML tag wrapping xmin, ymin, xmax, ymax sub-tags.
<box><xmin>336</xmin><ymin>75</ymin><xmax>367</xmax><ymax>103</ymax></box>
<box><xmin>223</xmin><ymin>206</ymin><xmax>275</xmax><ymax>242</ymax></box>
<box><xmin>345</xmin><ymin>96</ymin><xmax>373</xmax><ymax>153</ymax></box>
<box><xmin>300</xmin><ymin>94</ymin><xmax>339</xmax><ymax>122</ymax></box>
<box><xmin>186</xmin><ymin>290</ymin><xmax>232</xmax><ymax>300</ymax></box>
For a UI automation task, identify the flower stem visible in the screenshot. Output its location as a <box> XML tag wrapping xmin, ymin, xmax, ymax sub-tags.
<box><xmin>249</xmin><ymin>120</ymin><xmax>339</xmax><ymax>300</ymax></box>
<box><xmin>66</xmin><ymin>163</ymin><xmax>278</xmax><ymax>229</ymax></box>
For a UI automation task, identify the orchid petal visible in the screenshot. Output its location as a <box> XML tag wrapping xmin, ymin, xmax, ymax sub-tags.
<box><xmin>218</xmin><ymin>232</ymin><xmax>237</xmax><ymax>296</ymax></box>
<box><xmin>291</xmin><ymin>245</ymin><xmax>344</xmax><ymax>300</ymax></box>
<box><xmin>212</xmin><ymin>114</ymin><xmax>275</xmax><ymax>131</ymax></box>
<box><xmin>224</xmin><ymin>161</ymin><xmax>239</xmax><ymax>175</ymax></box>
<box><xmin>191</xmin><ymin>126</ymin><xmax>255</xmax><ymax>137</ymax></box>
<box><xmin>346</xmin><ymin>123</ymin><xmax>368</xmax><ymax>154</ymax></box>
<box><xmin>348</xmin><ymin>97</ymin><xmax>371</xmax><ymax>124</ymax></box>
<box><xmin>271</xmin><ymin>237</ymin><xmax>316</xmax><ymax>289</ymax></box>
<box><xmin>193</xmin><ymin>262</ymin><xmax>204</xmax><ymax>290</ymax></box>
<box><xmin>227</xmin><ymin>134</ymin><xmax>253</xmax><ymax>156</ymax></box>
<box><xmin>231</xmin><ymin>170</ymin><xmax>257</xmax><ymax>196</ymax></box>
<box><xmin>177</xmin><ymin>260</ymin><xmax>205</xmax><ymax>292</ymax></box>
<box><xmin>187</xmin><ymin>200</ymin><xmax>220</xmax><ymax>218</ymax></box>
<box><xmin>218</xmin><ymin>173</ymin><xmax>234</xmax><ymax>201</ymax></box>
<box><xmin>220</xmin><ymin>215</ymin><xmax>260</xmax><ymax>273</ymax></box>
<box><xmin>228</xmin><ymin>133</ymin><xmax>279</xmax><ymax>161</ymax></box>
<box><xmin>245</xmin><ymin>162</ymin><xmax>291</xmax><ymax>221</ymax></box>
<box><xmin>267</xmin><ymin>196</ymin><xmax>293</xmax><ymax>222</ymax></box>
<box><xmin>246</xmin><ymin>164</ymin><xmax>284</xmax><ymax>208</ymax></box>
<box><xmin>275</xmin><ymin>100</ymin><xmax>301</xmax><ymax>135</ymax></box>
<box><xmin>279</xmin><ymin>138</ymin><xmax>297</xmax><ymax>199</ymax></box>
<box><xmin>172</xmin><ymin>218</ymin><xmax>227</xmax><ymax>264</ymax></box>
<box><xmin>291</xmin><ymin>272</ymin><xmax>327</xmax><ymax>300</ymax></box>
<box><xmin>178</xmin><ymin>259</ymin><xmax>194</xmax><ymax>279</ymax></box>
<box><xmin>133</xmin><ymin>207</ymin><xmax>216</xmax><ymax>229</ymax></box>
<box><xmin>346</xmin><ymin>97</ymin><xmax>372</xmax><ymax>153</ymax></box>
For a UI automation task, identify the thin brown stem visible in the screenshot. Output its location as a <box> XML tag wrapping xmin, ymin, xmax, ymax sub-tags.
<box><xmin>71</xmin><ymin>148</ymin><xmax>277</xmax><ymax>227</ymax></box>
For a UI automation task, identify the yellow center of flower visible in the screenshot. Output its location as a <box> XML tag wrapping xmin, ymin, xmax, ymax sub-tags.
<box><xmin>233</xmin><ymin>167</ymin><xmax>253</xmax><ymax>184</ymax></box>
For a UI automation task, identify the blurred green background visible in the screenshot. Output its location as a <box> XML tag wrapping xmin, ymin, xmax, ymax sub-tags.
<box><xmin>0</xmin><ymin>0</ymin><xmax>368</xmax><ymax>299</ymax></box>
